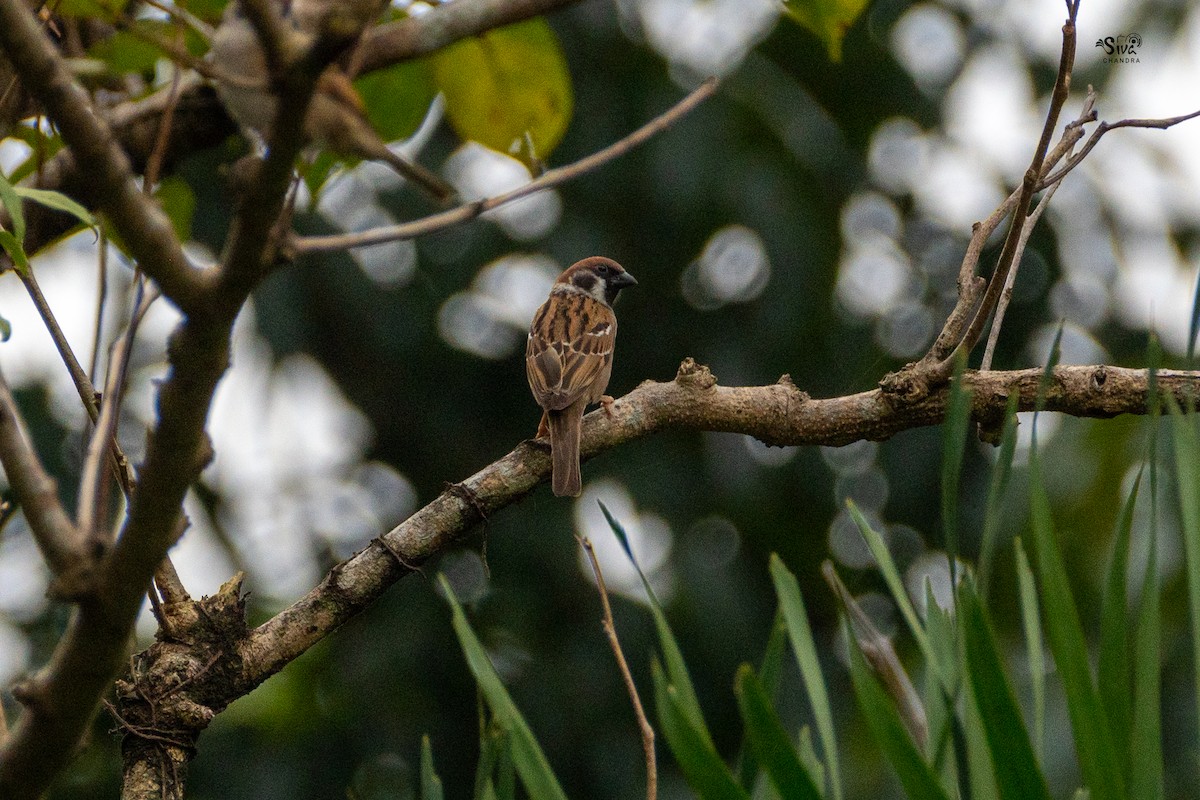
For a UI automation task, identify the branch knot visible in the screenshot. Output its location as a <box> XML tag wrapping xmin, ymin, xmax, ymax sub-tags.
<box><xmin>675</xmin><ymin>358</ymin><xmax>716</xmax><ymax>390</ymax></box>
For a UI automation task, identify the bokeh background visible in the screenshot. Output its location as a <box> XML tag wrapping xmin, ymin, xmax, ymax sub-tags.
<box><xmin>2</xmin><ymin>0</ymin><xmax>1200</xmax><ymax>796</ymax></box>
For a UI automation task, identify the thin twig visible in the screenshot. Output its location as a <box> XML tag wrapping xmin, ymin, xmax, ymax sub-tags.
<box><xmin>0</xmin><ymin>366</ymin><xmax>84</xmax><ymax>580</ymax></box>
<box><xmin>88</xmin><ymin>232</ymin><xmax>108</xmax><ymax>385</ymax></box>
<box><xmin>933</xmin><ymin>1</ymin><xmax>1080</xmax><ymax>376</ymax></box>
<box><xmin>143</xmin><ymin>45</ymin><xmax>185</xmax><ymax>192</ymax></box>
<box><xmin>980</xmin><ymin>185</ymin><xmax>1058</xmax><ymax>370</ymax></box>
<box><xmin>77</xmin><ymin>279</ymin><xmax>147</xmax><ymax>545</ymax></box>
<box><xmin>578</xmin><ymin>536</ymin><xmax>656</xmax><ymax>800</ymax></box>
<box><xmin>290</xmin><ymin>77</ymin><xmax>719</xmax><ymax>254</ymax></box>
<box><xmin>980</xmin><ymin>92</ymin><xmax>1097</xmax><ymax>369</ymax></box>
<box><xmin>1039</xmin><ymin>106</ymin><xmax>1200</xmax><ymax>188</ymax></box>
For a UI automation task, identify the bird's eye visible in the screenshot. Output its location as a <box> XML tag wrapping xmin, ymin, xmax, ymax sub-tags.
<box><xmin>597</xmin><ymin>264</ymin><xmax>610</xmax><ymax>275</ymax></box>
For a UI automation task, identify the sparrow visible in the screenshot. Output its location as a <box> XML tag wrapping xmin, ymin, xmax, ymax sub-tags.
<box><xmin>208</xmin><ymin>0</ymin><xmax>454</xmax><ymax>202</ymax></box>
<box><xmin>526</xmin><ymin>257</ymin><xmax>637</xmax><ymax>497</ymax></box>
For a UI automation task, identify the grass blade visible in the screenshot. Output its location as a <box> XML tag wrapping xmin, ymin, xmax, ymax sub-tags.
<box><xmin>653</xmin><ymin>659</ymin><xmax>750</xmax><ymax>800</ymax></box>
<box><xmin>439</xmin><ymin>575</ymin><xmax>569</xmax><ymax>800</ymax></box>
<box><xmin>979</xmin><ymin>391</ymin><xmax>1020</xmax><ymax>598</ymax></box>
<box><xmin>733</xmin><ymin>665</ymin><xmax>823</xmax><ymax>800</ymax></box>
<box><xmin>1098</xmin><ymin>466</ymin><xmax>1143</xmax><ymax>763</ymax></box>
<box><xmin>846</xmin><ymin>502</ymin><xmax>940</xmax><ymax>681</ymax></box>
<box><xmin>844</xmin><ymin>619</ymin><xmax>950</xmax><ymax>800</ymax></box>
<box><xmin>600</xmin><ymin>500</ymin><xmax>711</xmax><ymax>744</ymax></box>
<box><xmin>960</xmin><ymin>582</ymin><xmax>1053</xmax><ymax>800</ymax></box>
<box><xmin>735</xmin><ymin>610</ymin><xmax>790</xmax><ymax>789</ymax></box>
<box><xmin>942</xmin><ymin>356</ymin><xmax>972</xmax><ymax>590</ymax></box>
<box><xmin>1027</xmin><ymin>445</ymin><xmax>1127</xmax><ymax>800</ymax></box>
<box><xmin>1013</xmin><ymin>538</ymin><xmax>1045</xmax><ymax>762</ymax></box>
<box><xmin>769</xmin><ymin>555</ymin><xmax>843</xmax><ymax>800</ymax></box>
<box><xmin>421</xmin><ymin>736</ymin><xmax>445</xmax><ymax>800</ymax></box>
<box><xmin>1170</xmin><ymin>404</ymin><xmax>1200</xmax><ymax>762</ymax></box>
<box><xmin>1128</xmin><ymin>491</ymin><xmax>1163</xmax><ymax>800</ymax></box>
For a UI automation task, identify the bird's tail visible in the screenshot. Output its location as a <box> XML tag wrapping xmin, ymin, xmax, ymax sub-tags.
<box><xmin>547</xmin><ymin>409</ymin><xmax>582</xmax><ymax>497</ymax></box>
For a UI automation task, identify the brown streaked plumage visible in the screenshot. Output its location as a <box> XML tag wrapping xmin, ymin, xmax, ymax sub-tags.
<box><xmin>526</xmin><ymin>257</ymin><xmax>637</xmax><ymax>496</ymax></box>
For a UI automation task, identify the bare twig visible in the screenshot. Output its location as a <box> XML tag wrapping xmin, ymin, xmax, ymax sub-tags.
<box><xmin>290</xmin><ymin>77</ymin><xmax>719</xmax><ymax>254</ymax></box>
<box><xmin>0</xmin><ymin>366</ymin><xmax>85</xmax><ymax>582</ymax></box>
<box><xmin>1039</xmin><ymin>106</ymin><xmax>1200</xmax><ymax>188</ymax></box>
<box><xmin>979</xmin><ymin>185</ymin><xmax>1057</xmax><ymax>370</ymax></box>
<box><xmin>88</xmin><ymin>233</ymin><xmax>109</xmax><ymax>384</ymax></box>
<box><xmin>578</xmin><ymin>536</ymin><xmax>657</xmax><ymax>800</ymax></box>
<box><xmin>933</xmin><ymin>1</ymin><xmax>1080</xmax><ymax>376</ymax></box>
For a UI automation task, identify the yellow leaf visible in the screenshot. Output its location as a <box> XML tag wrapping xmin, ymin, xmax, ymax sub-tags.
<box><xmin>781</xmin><ymin>0</ymin><xmax>871</xmax><ymax>62</ymax></box>
<box><xmin>431</xmin><ymin>18</ymin><xmax>573</xmax><ymax>167</ymax></box>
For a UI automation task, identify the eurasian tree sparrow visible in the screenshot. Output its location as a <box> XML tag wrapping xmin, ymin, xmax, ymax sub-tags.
<box><xmin>526</xmin><ymin>257</ymin><xmax>637</xmax><ymax>497</ymax></box>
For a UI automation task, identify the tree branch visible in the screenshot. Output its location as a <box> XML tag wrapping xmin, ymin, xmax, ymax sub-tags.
<box><xmin>289</xmin><ymin>77</ymin><xmax>719</xmax><ymax>254</ymax></box>
<box><xmin>0</xmin><ymin>0</ymin><xmax>209</xmax><ymax>313</ymax></box>
<box><xmin>237</xmin><ymin>360</ymin><xmax>1195</xmax><ymax>687</ymax></box>
<box><xmin>356</xmin><ymin>0</ymin><xmax>582</xmax><ymax>75</ymax></box>
<box><xmin>0</xmin><ymin>367</ymin><xmax>86</xmax><ymax>586</ymax></box>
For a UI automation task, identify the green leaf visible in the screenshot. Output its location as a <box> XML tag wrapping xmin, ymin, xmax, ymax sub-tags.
<box><xmin>1027</xmin><ymin>445</ymin><xmax>1127</xmax><ymax>800</ymax></box>
<box><xmin>355</xmin><ymin>60</ymin><xmax>439</xmax><ymax>144</ymax></box>
<box><xmin>601</xmin><ymin>501</ymin><xmax>711</xmax><ymax>744</ymax></box>
<box><xmin>1098</xmin><ymin>466</ymin><xmax>1143</xmax><ymax>762</ymax></box>
<box><xmin>431</xmin><ymin>18</ymin><xmax>573</xmax><ymax>167</ymax></box>
<box><xmin>153</xmin><ymin>176</ymin><xmax>195</xmax><ymax>242</ymax></box>
<box><xmin>780</xmin><ymin>0</ymin><xmax>870</xmax><ymax>61</ymax></box>
<box><xmin>941</xmin><ymin>356</ymin><xmax>971</xmax><ymax>591</ymax></box>
<box><xmin>0</xmin><ymin>230</ymin><xmax>29</xmax><ymax>273</ymax></box>
<box><xmin>653</xmin><ymin>660</ymin><xmax>749</xmax><ymax>800</ymax></box>
<box><xmin>87</xmin><ymin>28</ymin><xmax>166</xmax><ymax>74</ymax></box>
<box><xmin>1014</xmin><ymin>538</ymin><xmax>1045</xmax><ymax>761</ymax></box>
<box><xmin>979</xmin><ymin>390</ymin><xmax>1020</xmax><ymax>598</ymax></box>
<box><xmin>438</xmin><ymin>575</ymin><xmax>569</xmax><ymax>800</ymax></box>
<box><xmin>15</xmin><ymin>187</ymin><xmax>96</xmax><ymax>230</ymax></box>
<box><xmin>769</xmin><ymin>555</ymin><xmax>843</xmax><ymax>800</ymax></box>
<box><xmin>733</xmin><ymin>665</ymin><xmax>823</xmax><ymax>800</ymax></box>
<box><xmin>420</xmin><ymin>736</ymin><xmax>444</xmax><ymax>800</ymax></box>
<box><xmin>960</xmin><ymin>581</ymin><xmax>1053</xmax><ymax>800</ymax></box>
<box><xmin>844</xmin><ymin>619</ymin><xmax>950</xmax><ymax>800</ymax></box>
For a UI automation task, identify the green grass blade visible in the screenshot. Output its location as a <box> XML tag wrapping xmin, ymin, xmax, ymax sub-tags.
<box><xmin>1014</xmin><ymin>538</ymin><xmax>1045</xmax><ymax>761</ymax></box>
<box><xmin>653</xmin><ymin>660</ymin><xmax>750</xmax><ymax>800</ymax></box>
<box><xmin>600</xmin><ymin>500</ymin><xmax>712</xmax><ymax>745</ymax></box>
<box><xmin>960</xmin><ymin>582</ymin><xmax>1053</xmax><ymax>800</ymax></box>
<box><xmin>1128</xmin><ymin>493</ymin><xmax>1162</xmax><ymax>800</ymax></box>
<box><xmin>844</xmin><ymin>619</ymin><xmax>950</xmax><ymax>800</ymax></box>
<box><xmin>942</xmin><ymin>355</ymin><xmax>972</xmax><ymax>590</ymax></box>
<box><xmin>979</xmin><ymin>391</ymin><xmax>1021</xmax><ymax>598</ymax></box>
<box><xmin>439</xmin><ymin>575</ymin><xmax>569</xmax><ymax>800</ymax></box>
<box><xmin>735</xmin><ymin>610</ymin><xmax>790</xmax><ymax>789</ymax></box>
<box><xmin>733</xmin><ymin>665</ymin><xmax>823</xmax><ymax>800</ymax></box>
<box><xmin>769</xmin><ymin>555</ymin><xmax>843</xmax><ymax>800</ymax></box>
<box><xmin>1027</xmin><ymin>447</ymin><xmax>1127</xmax><ymax>800</ymax></box>
<box><xmin>421</xmin><ymin>736</ymin><xmax>445</xmax><ymax>800</ymax></box>
<box><xmin>1170</xmin><ymin>405</ymin><xmax>1200</xmax><ymax>760</ymax></box>
<box><xmin>846</xmin><ymin>502</ymin><xmax>939</xmax><ymax>678</ymax></box>
<box><xmin>1098</xmin><ymin>466</ymin><xmax>1143</xmax><ymax>763</ymax></box>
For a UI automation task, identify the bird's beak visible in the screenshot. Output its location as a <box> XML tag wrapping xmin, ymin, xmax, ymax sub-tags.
<box><xmin>611</xmin><ymin>271</ymin><xmax>638</xmax><ymax>288</ymax></box>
